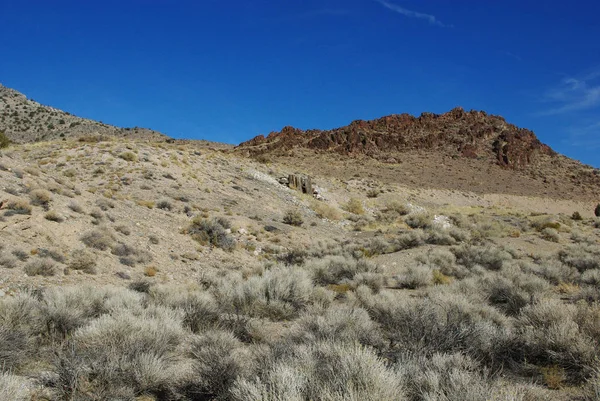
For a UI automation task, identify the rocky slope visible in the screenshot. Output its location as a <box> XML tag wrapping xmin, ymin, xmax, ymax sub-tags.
<box><xmin>0</xmin><ymin>83</ymin><xmax>167</xmax><ymax>143</ymax></box>
<box><xmin>238</xmin><ymin>108</ymin><xmax>555</xmax><ymax>169</ymax></box>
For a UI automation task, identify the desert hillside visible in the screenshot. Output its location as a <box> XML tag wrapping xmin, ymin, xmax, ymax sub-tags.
<box><xmin>237</xmin><ymin>109</ymin><xmax>600</xmax><ymax>201</ymax></box>
<box><xmin>1</xmin><ymin>87</ymin><xmax>600</xmax><ymax>400</ymax></box>
<box><xmin>0</xmin><ymin>83</ymin><xmax>167</xmax><ymax>143</ymax></box>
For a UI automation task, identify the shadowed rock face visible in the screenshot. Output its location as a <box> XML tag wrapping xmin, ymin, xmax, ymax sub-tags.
<box><xmin>238</xmin><ymin>107</ymin><xmax>555</xmax><ymax>169</ymax></box>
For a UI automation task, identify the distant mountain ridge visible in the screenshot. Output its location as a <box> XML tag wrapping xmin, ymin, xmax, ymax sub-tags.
<box><xmin>0</xmin><ymin>83</ymin><xmax>168</xmax><ymax>143</ymax></box>
<box><xmin>238</xmin><ymin>107</ymin><xmax>556</xmax><ymax>169</ymax></box>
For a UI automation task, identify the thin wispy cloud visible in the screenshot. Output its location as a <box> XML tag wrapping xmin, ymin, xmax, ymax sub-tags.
<box><xmin>539</xmin><ymin>69</ymin><xmax>600</xmax><ymax>115</ymax></box>
<box><xmin>374</xmin><ymin>0</ymin><xmax>451</xmax><ymax>27</ymax></box>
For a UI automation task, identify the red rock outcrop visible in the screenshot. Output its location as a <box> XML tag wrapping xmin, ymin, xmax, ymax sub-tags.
<box><xmin>237</xmin><ymin>108</ymin><xmax>555</xmax><ymax>169</ymax></box>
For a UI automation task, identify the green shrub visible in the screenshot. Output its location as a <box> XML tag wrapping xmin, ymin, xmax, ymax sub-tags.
<box><xmin>187</xmin><ymin>217</ymin><xmax>236</xmax><ymax>251</ymax></box>
<box><xmin>0</xmin><ymin>131</ymin><xmax>10</xmax><ymax>149</ymax></box>
<box><xmin>595</xmin><ymin>204</ymin><xmax>600</xmax><ymax>218</ymax></box>
<box><xmin>283</xmin><ymin>210</ymin><xmax>304</xmax><ymax>226</ymax></box>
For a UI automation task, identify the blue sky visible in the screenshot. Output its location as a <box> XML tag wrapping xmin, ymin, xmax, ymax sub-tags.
<box><xmin>1</xmin><ymin>1</ymin><xmax>599</xmax><ymax>167</ymax></box>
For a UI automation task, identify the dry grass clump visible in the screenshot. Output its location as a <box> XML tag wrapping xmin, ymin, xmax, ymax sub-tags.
<box><xmin>282</xmin><ymin>209</ymin><xmax>304</xmax><ymax>226</ymax></box>
<box><xmin>118</xmin><ymin>151</ymin><xmax>138</xmax><ymax>162</ymax></box>
<box><xmin>68</xmin><ymin>249</ymin><xmax>97</xmax><ymax>274</ymax></box>
<box><xmin>29</xmin><ymin>188</ymin><xmax>52</xmax><ymax>207</ymax></box>
<box><xmin>311</xmin><ymin>200</ymin><xmax>342</xmax><ymax>220</ymax></box>
<box><xmin>187</xmin><ymin>216</ymin><xmax>236</xmax><ymax>251</ymax></box>
<box><xmin>343</xmin><ymin>198</ymin><xmax>365</xmax><ymax>215</ymax></box>
<box><xmin>80</xmin><ymin>228</ymin><xmax>115</xmax><ymax>250</ymax></box>
<box><xmin>67</xmin><ymin>200</ymin><xmax>84</xmax><ymax>213</ymax></box>
<box><xmin>4</xmin><ymin>199</ymin><xmax>32</xmax><ymax>215</ymax></box>
<box><xmin>44</xmin><ymin>209</ymin><xmax>64</xmax><ymax>222</ymax></box>
<box><xmin>24</xmin><ymin>258</ymin><xmax>56</xmax><ymax>276</ymax></box>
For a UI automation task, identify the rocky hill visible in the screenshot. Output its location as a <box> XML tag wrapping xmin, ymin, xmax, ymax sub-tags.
<box><xmin>0</xmin><ymin>83</ymin><xmax>168</xmax><ymax>143</ymax></box>
<box><xmin>237</xmin><ymin>108</ymin><xmax>600</xmax><ymax>200</ymax></box>
<box><xmin>239</xmin><ymin>108</ymin><xmax>556</xmax><ymax>169</ymax></box>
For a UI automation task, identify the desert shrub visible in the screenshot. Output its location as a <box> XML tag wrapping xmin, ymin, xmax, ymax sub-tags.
<box><xmin>214</xmin><ymin>267</ymin><xmax>313</xmax><ymax>320</ymax></box>
<box><xmin>55</xmin><ymin>308</ymin><xmax>188</xmax><ymax>398</ymax></box>
<box><xmin>366</xmin><ymin>189</ymin><xmax>381</xmax><ymax>198</ymax></box>
<box><xmin>187</xmin><ymin>217</ymin><xmax>236</xmax><ymax>251</ymax></box>
<box><xmin>581</xmin><ymin>269</ymin><xmax>600</xmax><ymax>286</ymax></box>
<box><xmin>4</xmin><ymin>199</ymin><xmax>32</xmax><ymax>215</ymax></box>
<box><xmin>29</xmin><ymin>188</ymin><xmax>52</xmax><ymax>207</ymax></box>
<box><xmin>0</xmin><ymin>253</ymin><xmax>18</xmax><ymax>269</ymax></box>
<box><xmin>115</xmin><ymin>224</ymin><xmax>131</xmax><ymax>235</ymax></box>
<box><xmin>362</xmin><ymin>237</ymin><xmax>392</xmax><ymax>256</ymax></box>
<box><xmin>189</xmin><ymin>330</ymin><xmax>251</xmax><ymax>398</ymax></box>
<box><xmin>558</xmin><ymin>244</ymin><xmax>600</xmax><ymax>272</ymax></box>
<box><xmin>156</xmin><ymin>199</ymin><xmax>173</xmax><ymax>210</ymax></box>
<box><xmin>522</xmin><ymin>258</ymin><xmax>578</xmax><ymax>285</ymax></box>
<box><xmin>394</xmin><ymin>265</ymin><xmax>432</xmax><ymax>289</ymax></box>
<box><xmin>67</xmin><ymin>200</ymin><xmax>84</xmax><ymax>213</ymax></box>
<box><xmin>541</xmin><ymin>227</ymin><xmax>560</xmax><ymax>242</ymax></box>
<box><xmin>530</xmin><ymin>216</ymin><xmax>561</xmax><ymax>232</ymax></box>
<box><xmin>0</xmin><ymin>324</ymin><xmax>31</xmax><ymax>372</ymax></box>
<box><xmin>309</xmin><ymin>254</ymin><xmax>382</xmax><ymax>286</ymax></box>
<box><xmin>282</xmin><ymin>209</ymin><xmax>304</xmax><ymax>226</ymax></box>
<box><xmin>24</xmin><ymin>258</ymin><xmax>56</xmax><ymax>276</ymax></box>
<box><xmin>572</xmin><ymin>211</ymin><xmax>584</xmax><ymax>221</ymax></box>
<box><xmin>0</xmin><ymin>131</ymin><xmax>10</xmax><ymax>148</ymax></box>
<box><xmin>425</xmin><ymin>226</ymin><xmax>458</xmax><ymax>245</ymax></box>
<box><xmin>89</xmin><ymin>208</ymin><xmax>104</xmax><ymax>219</ymax></box>
<box><xmin>405</xmin><ymin>213</ymin><xmax>431</xmax><ymax>229</ymax></box>
<box><xmin>150</xmin><ymin>286</ymin><xmax>219</xmax><ymax>333</ymax></box>
<box><xmin>68</xmin><ymin>249</ymin><xmax>97</xmax><ymax>274</ymax></box>
<box><xmin>352</xmin><ymin>272</ymin><xmax>385</xmax><ymax>293</ymax></box>
<box><xmin>44</xmin><ymin>210</ymin><xmax>64</xmax><ymax>222</ymax></box>
<box><xmin>311</xmin><ymin>201</ymin><xmax>342</xmax><ymax>221</ymax></box>
<box><xmin>111</xmin><ymin>242</ymin><xmax>153</xmax><ymax>266</ymax></box>
<box><xmin>288</xmin><ymin>304</ymin><xmax>384</xmax><ymax>348</ymax></box>
<box><xmin>80</xmin><ymin>228</ymin><xmax>115</xmax><ymax>250</ymax></box>
<box><xmin>356</xmin><ymin>288</ymin><xmax>509</xmax><ymax>363</ymax></box>
<box><xmin>12</xmin><ymin>249</ymin><xmax>29</xmax><ymax>261</ymax></box>
<box><xmin>416</xmin><ymin>248</ymin><xmax>469</xmax><ymax>279</ymax></box>
<box><xmin>37</xmin><ymin>248</ymin><xmax>66</xmax><ymax>263</ymax></box>
<box><xmin>343</xmin><ymin>198</ymin><xmax>365</xmax><ymax>215</ymax></box>
<box><xmin>277</xmin><ymin>249</ymin><xmax>307</xmax><ymax>266</ymax></box>
<box><xmin>510</xmin><ymin>299</ymin><xmax>599</xmax><ymax>383</ymax></box>
<box><xmin>375</xmin><ymin>201</ymin><xmax>410</xmax><ymax>224</ymax></box>
<box><xmin>452</xmin><ymin>244</ymin><xmax>512</xmax><ymax>272</ymax></box>
<box><xmin>230</xmin><ymin>340</ymin><xmax>405</xmax><ymax>401</ymax></box>
<box><xmin>595</xmin><ymin>204</ymin><xmax>600</xmax><ymax>218</ymax></box>
<box><xmin>477</xmin><ymin>272</ymin><xmax>546</xmax><ymax>316</ymax></box>
<box><xmin>398</xmin><ymin>353</ymin><xmax>493</xmax><ymax>401</ymax></box>
<box><xmin>393</xmin><ymin>230</ymin><xmax>427</xmax><ymax>251</ymax></box>
<box><xmin>0</xmin><ymin>372</ymin><xmax>29</xmax><ymax>401</ymax></box>
<box><xmin>95</xmin><ymin>198</ymin><xmax>114</xmax><ymax>211</ymax></box>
